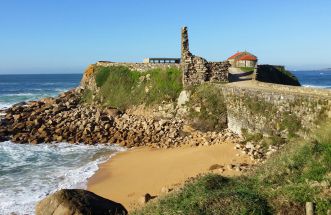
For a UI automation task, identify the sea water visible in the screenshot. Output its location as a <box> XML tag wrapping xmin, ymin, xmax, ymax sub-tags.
<box><xmin>0</xmin><ymin>71</ymin><xmax>330</xmax><ymax>214</ymax></box>
<box><xmin>0</xmin><ymin>142</ymin><xmax>125</xmax><ymax>214</ymax></box>
<box><xmin>292</xmin><ymin>70</ymin><xmax>331</xmax><ymax>89</ymax></box>
<box><xmin>0</xmin><ymin>74</ymin><xmax>126</xmax><ymax>214</ymax></box>
<box><xmin>0</xmin><ymin>74</ymin><xmax>81</xmax><ymax>109</ymax></box>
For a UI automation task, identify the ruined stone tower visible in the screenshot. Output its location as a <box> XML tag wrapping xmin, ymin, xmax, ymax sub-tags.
<box><xmin>180</xmin><ymin>26</ymin><xmax>231</xmax><ymax>86</ymax></box>
<box><xmin>181</xmin><ymin>27</ymin><xmax>191</xmax><ymax>61</ymax></box>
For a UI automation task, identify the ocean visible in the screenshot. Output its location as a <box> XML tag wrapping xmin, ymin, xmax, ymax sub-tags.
<box><xmin>0</xmin><ymin>74</ymin><xmax>126</xmax><ymax>214</ymax></box>
<box><xmin>0</xmin><ymin>74</ymin><xmax>81</xmax><ymax>109</ymax></box>
<box><xmin>292</xmin><ymin>70</ymin><xmax>331</xmax><ymax>89</ymax></box>
<box><xmin>0</xmin><ymin>71</ymin><xmax>330</xmax><ymax>214</ymax></box>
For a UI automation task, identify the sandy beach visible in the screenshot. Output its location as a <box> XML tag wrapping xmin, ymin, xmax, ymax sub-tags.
<box><xmin>88</xmin><ymin>141</ymin><xmax>252</xmax><ymax>211</ymax></box>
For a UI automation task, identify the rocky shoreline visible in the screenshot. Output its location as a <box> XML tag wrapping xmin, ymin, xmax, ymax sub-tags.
<box><xmin>0</xmin><ymin>86</ymin><xmax>283</xmax><ymax>165</ymax></box>
<box><xmin>0</xmin><ymin>87</ymin><xmax>240</xmax><ymax>149</ymax></box>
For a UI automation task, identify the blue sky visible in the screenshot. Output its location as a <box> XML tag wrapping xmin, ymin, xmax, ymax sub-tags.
<box><xmin>0</xmin><ymin>0</ymin><xmax>331</xmax><ymax>74</ymax></box>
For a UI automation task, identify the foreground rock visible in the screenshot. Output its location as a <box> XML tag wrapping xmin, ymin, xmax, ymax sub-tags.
<box><xmin>36</xmin><ymin>189</ymin><xmax>128</xmax><ymax>215</ymax></box>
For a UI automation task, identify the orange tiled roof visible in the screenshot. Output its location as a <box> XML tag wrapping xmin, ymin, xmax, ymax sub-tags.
<box><xmin>239</xmin><ymin>54</ymin><xmax>257</xmax><ymax>61</ymax></box>
<box><xmin>228</xmin><ymin>51</ymin><xmax>257</xmax><ymax>61</ymax></box>
<box><xmin>227</xmin><ymin>52</ymin><xmax>243</xmax><ymax>60</ymax></box>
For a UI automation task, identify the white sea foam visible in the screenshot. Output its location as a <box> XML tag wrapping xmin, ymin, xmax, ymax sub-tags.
<box><xmin>2</xmin><ymin>92</ymin><xmax>38</xmax><ymax>97</ymax></box>
<box><xmin>0</xmin><ymin>103</ymin><xmax>11</xmax><ymax>110</ymax></box>
<box><xmin>0</xmin><ymin>92</ymin><xmax>62</xmax><ymax>107</ymax></box>
<box><xmin>303</xmin><ymin>84</ymin><xmax>331</xmax><ymax>89</ymax></box>
<box><xmin>0</xmin><ymin>141</ymin><xmax>125</xmax><ymax>215</ymax></box>
<box><xmin>54</xmin><ymin>88</ymin><xmax>69</xmax><ymax>92</ymax></box>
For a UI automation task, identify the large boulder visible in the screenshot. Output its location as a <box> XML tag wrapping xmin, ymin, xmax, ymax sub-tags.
<box><xmin>35</xmin><ymin>189</ymin><xmax>128</xmax><ymax>215</ymax></box>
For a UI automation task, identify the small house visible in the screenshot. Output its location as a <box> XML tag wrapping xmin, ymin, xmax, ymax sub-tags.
<box><xmin>228</xmin><ymin>51</ymin><xmax>258</xmax><ymax>68</ymax></box>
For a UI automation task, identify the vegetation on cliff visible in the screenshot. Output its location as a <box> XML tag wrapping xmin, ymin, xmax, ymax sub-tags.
<box><xmin>91</xmin><ymin>66</ymin><xmax>183</xmax><ymax>110</ymax></box>
<box><xmin>134</xmin><ymin>122</ymin><xmax>331</xmax><ymax>215</ymax></box>
<box><xmin>186</xmin><ymin>84</ymin><xmax>227</xmax><ymax>132</ymax></box>
<box><xmin>240</xmin><ymin>95</ymin><xmax>303</xmax><ymax>138</ymax></box>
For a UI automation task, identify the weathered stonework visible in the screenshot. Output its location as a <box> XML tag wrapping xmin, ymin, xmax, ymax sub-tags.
<box><xmin>96</xmin><ymin>61</ymin><xmax>180</xmax><ymax>72</ymax></box>
<box><xmin>207</xmin><ymin>62</ymin><xmax>230</xmax><ymax>82</ymax></box>
<box><xmin>81</xmin><ymin>64</ymin><xmax>98</xmax><ymax>90</ymax></box>
<box><xmin>220</xmin><ymin>82</ymin><xmax>331</xmax><ymax>137</ymax></box>
<box><xmin>181</xmin><ymin>27</ymin><xmax>230</xmax><ymax>86</ymax></box>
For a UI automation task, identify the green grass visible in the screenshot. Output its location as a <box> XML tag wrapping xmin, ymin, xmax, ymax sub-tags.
<box><xmin>280</xmin><ymin>113</ymin><xmax>302</xmax><ymax>138</ymax></box>
<box><xmin>134</xmin><ymin>121</ymin><xmax>331</xmax><ymax>215</ymax></box>
<box><xmin>93</xmin><ymin>66</ymin><xmax>183</xmax><ymax>110</ymax></box>
<box><xmin>95</xmin><ymin>66</ymin><xmax>111</xmax><ymax>87</ymax></box>
<box><xmin>80</xmin><ymin>89</ymin><xmax>93</xmax><ymax>104</ymax></box>
<box><xmin>133</xmin><ymin>175</ymin><xmax>271</xmax><ymax>215</ymax></box>
<box><xmin>186</xmin><ymin>84</ymin><xmax>227</xmax><ymax>131</ymax></box>
<box><xmin>239</xmin><ymin>67</ymin><xmax>254</xmax><ymax>72</ymax></box>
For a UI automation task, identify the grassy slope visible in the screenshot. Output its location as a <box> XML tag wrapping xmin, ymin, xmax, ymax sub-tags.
<box><xmin>83</xmin><ymin>66</ymin><xmax>229</xmax><ymax>132</ymax></box>
<box><xmin>91</xmin><ymin>66</ymin><xmax>183</xmax><ymax>110</ymax></box>
<box><xmin>186</xmin><ymin>84</ymin><xmax>227</xmax><ymax>132</ymax></box>
<box><xmin>134</xmin><ymin>122</ymin><xmax>331</xmax><ymax>215</ymax></box>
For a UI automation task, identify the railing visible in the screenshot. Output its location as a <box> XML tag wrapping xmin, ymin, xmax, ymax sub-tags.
<box><xmin>143</xmin><ymin>58</ymin><xmax>180</xmax><ymax>64</ymax></box>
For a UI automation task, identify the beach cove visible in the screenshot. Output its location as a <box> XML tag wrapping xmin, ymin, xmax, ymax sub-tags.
<box><xmin>88</xmin><ymin>142</ymin><xmax>252</xmax><ymax>211</ymax></box>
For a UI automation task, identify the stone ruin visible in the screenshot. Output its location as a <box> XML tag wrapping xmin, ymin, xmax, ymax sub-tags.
<box><xmin>86</xmin><ymin>26</ymin><xmax>230</xmax><ymax>87</ymax></box>
<box><xmin>181</xmin><ymin>27</ymin><xmax>231</xmax><ymax>86</ymax></box>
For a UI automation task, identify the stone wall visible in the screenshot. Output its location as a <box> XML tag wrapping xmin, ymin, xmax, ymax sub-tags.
<box><xmin>181</xmin><ymin>27</ymin><xmax>230</xmax><ymax>86</ymax></box>
<box><xmin>96</xmin><ymin>61</ymin><xmax>180</xmax><ymax>72</ymax></box>
<box><xmin>220</xmin><ymin>82</ymin><xmax>331</xmax><ymax>137</ymax></box>
<box><xmin>207</xmin><ymin>62</ymin><xmax>230</xmax><ymax>82</ymax></box>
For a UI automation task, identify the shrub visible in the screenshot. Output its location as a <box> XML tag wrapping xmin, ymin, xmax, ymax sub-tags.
<box><xmin>187</xmin><ymin>84</ymin><xmax>227</xmax><ymax>131</ymax></box>
<box><xmin>80</xmin><ymin>89</ymin><xmax>93</xmax><ymax>104</ymax></box>
<box><xmin>280</xmin><ymin>113</ymin><xmax>302</xmax><ymax>138</ymax></box>
<box><xmin>93</xmin><ymin>66</ymin><xmax>182</xmax><ymax>110</ymax></box>
<box><xmin>95</xmin><ymin>67</ymin><xmax>111</xmax><ymax>87</ymax></box>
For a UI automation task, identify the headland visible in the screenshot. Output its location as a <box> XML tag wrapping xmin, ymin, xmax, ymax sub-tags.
<box><xmin>1</xmin><ymin>26</ymin><xmax>331</xmax><ymax>214</ymax></box>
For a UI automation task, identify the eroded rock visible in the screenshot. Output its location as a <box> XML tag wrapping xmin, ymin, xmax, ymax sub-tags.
<box><xmin>35</xmin><ymin>189</ymin><xmax>128</xmax><ymax>215</ymax></box>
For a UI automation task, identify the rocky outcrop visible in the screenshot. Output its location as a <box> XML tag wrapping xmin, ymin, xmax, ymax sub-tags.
<box><xmin>254</xmin><ymin>65</ymin><xmax>301</xmax><ymax>86</ymax></box>
<box><xmin>35</xmin><ymin>189</ymin><xmax>127</xmax><ymax>215</ymax></box>
<box><xmin>0</xmin><ymin>88</ymin><xmax>118</xmax><ymax>145</ymax></box>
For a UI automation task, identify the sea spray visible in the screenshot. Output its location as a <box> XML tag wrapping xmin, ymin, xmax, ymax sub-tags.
<box><xmin>0</xmin><ymin>141</ymin><xmax>125</xmax><ymax>214</ymax></box>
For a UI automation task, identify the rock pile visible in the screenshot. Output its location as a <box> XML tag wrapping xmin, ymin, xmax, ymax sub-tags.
<box><xmin>0</xmin><ymin>88</ymin><xmax>240</xmax><ymax>148</ymax></box>
<box><xmin>0</xmin><ymin>89</ymin><xmax>118</xmax><ymax>144</ymax></box>
<box><xmin>235</xmin><ymin>141</ymin><xmax>282</xmax><ymax>162</ymax></box>
<box><xmin>113</xmin><ymin>114</ymin><xmax>184</xmax><ymax>148</ymax></box>
<box><xmin>182</xmin><ymin>129</ymin><xmax>239</xmax><ymax>147</ymax></box>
